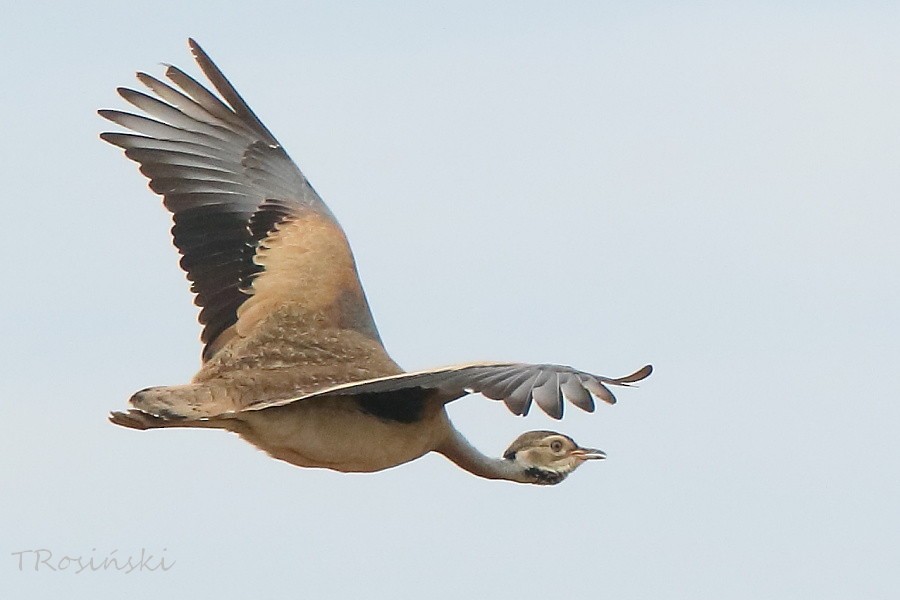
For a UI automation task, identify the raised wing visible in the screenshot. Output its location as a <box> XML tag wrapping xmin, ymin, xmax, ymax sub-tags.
<box><xmin>246</xmin><ymin>363</ymin><xmax>653</xmax><ymax>420</ymax></box>
<box><xmin>100</xmin><ymin>39</ymin><xmax>383</xmax><ymax>361</ymax></box>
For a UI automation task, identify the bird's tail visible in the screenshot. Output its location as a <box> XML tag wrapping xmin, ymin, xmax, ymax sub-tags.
<box><xmin>109</xmin><ymin>381</ymin><xmax>239</xmax><ymax>430</ymax></box>
<box><xmin>108</xmin><ymin>409</ymin><xmax>229</xmax><ymax>431</ymax></box>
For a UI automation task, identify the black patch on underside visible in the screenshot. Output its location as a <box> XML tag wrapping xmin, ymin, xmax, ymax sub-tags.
<box><xmin>524</xmin><ymin>467</ymin><xmax>566</xmax><ymax>485</ymax></box>
<box><xmin>355</xmin><ymin>387</ymin><xmax>430</xmax><ymax>424</ymax></box>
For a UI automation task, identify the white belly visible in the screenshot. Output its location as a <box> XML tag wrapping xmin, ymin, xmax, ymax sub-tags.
<box><xmin>227</xmin><ymin>396</ymin><xmax>448</xmax><ymax>473</ymax></box>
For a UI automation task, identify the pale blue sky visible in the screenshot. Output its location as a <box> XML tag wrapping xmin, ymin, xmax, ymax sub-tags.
<box><xmin>3</xmin><ymin>2</ymin><xmax>898</xmax><ymax>599</ymax></box>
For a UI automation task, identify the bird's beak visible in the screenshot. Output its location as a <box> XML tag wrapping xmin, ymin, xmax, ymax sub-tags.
<box><xmin>571</xmin><ymin>447</ymin><xmax>606</xmax><ymax>461</ymax></box>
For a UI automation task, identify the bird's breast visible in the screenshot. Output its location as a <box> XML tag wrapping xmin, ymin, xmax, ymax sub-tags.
<box><xmin>230</xmin><ymin>396</ymin><xmax>449</xmax><ymax>473</ymax></box>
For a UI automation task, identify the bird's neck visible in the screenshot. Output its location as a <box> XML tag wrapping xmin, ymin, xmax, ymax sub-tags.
<box><xmin>435</xmin><ymin>428</ymin><xmax>538</xmax><ymax>484</ymax></box>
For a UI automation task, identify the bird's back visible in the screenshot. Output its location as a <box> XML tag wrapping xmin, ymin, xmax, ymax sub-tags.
<box><xmin>194</xmin><ymin>302</ymin><xmax>403</xmax><ymax>404</ymax></box>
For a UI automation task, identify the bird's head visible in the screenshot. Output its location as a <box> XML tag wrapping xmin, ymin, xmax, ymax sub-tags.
<box><xmin>503</xmin><ymin>430</ymin><xmax>606</xmax><ymax>485</ymax></box>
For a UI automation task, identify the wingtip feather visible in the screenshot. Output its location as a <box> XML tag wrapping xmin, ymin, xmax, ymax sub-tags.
<box><xmin>618</xmin><ymin>364</ymin><xmax>653</xmax><ymax>384</ymax></box>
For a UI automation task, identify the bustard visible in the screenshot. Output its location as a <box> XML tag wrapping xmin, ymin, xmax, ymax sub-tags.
<box><xmin>102</xmin><ymin>39</ymin><xmax>652</xmax><ymax>485</ymax></box>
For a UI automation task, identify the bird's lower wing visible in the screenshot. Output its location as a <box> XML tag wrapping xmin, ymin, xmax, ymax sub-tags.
<box><xmin>243</xmin><ymin>362</ymin><xmax>652</xmax><ymax>420</ymax></box>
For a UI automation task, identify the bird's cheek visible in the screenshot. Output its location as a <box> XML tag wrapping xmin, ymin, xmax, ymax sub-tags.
<box><xmin>518</xmin><ymin>448</ymin><xmax>540</xmax><ymax>465</ymax></box>
<box><xmin>566</xmin><ymin>457</ymin><xmax>584</xmax><ymax>470</ymax></box>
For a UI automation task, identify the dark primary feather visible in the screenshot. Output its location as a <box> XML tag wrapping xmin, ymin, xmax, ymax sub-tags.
<box><xmin>246</xmin><ymin>363</ymin><xmax>653</xmax><ymax>420</ymax></box>
<box><xmin>99</xmin><ymin>39</ymin><xmax>374</xmax><ymax>361</ymax></box>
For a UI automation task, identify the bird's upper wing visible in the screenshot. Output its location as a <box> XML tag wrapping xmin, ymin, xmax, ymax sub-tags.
<box><xmin>99</xmin><ymin>39</ymin><xmax>384</xmax><ymax>361</ymax></box>
<box><xmin>243</xmin><ymin>363</ymin><xmax>652</xmax><ymax>420</ymax></box>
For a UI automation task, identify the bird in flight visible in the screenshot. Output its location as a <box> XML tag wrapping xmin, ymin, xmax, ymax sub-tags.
<box><xmin>101</xmin><ymin>39</ymin><xmax>651</xmax><ymax>485</ymax></box>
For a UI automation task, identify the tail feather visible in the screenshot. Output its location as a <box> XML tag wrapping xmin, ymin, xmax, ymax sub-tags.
<box><xmin>109</xmin><ymin>409</ymin><xmax>169</xmax><ymax>430</ymax></box>
<box><xmin>108</xmin><ymin>409</ymin><xmax>228</xmax><ymax>431</ymax></box>
<box><xmin>129</xmin><ymin>383</ymin><xmax>232</xmax><ymax>419</ymax></box>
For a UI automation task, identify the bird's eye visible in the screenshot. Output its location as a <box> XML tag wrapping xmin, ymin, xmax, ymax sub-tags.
<box><xmin>550</xmin><ymin>440</ymin><xmax>564</xmax><ymax>453</ymax></box>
